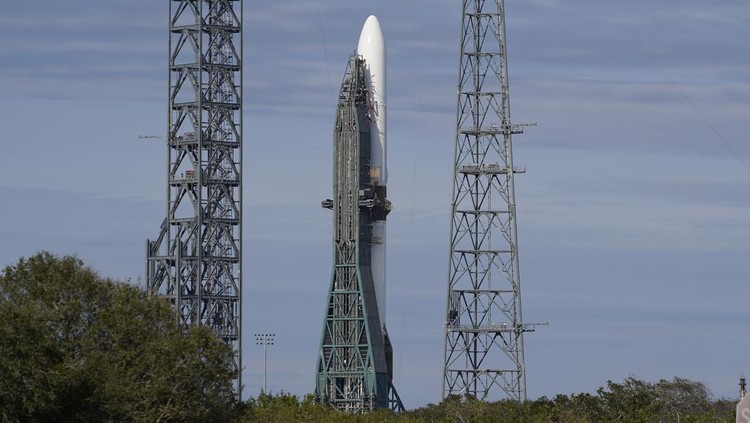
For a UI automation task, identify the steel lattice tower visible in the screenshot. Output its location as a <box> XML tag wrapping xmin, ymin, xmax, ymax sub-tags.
<box><xmin>316</xmin><ymin>55</ymin><xmax>404</xmax><ymax>413</ymax></box>
<box><xmin>146</xmin><ymin>0</ymin><xmax>243</xmax><ymax>394</ymax></box>
<box><xmin>442</xmin><ymin>0</ymin><xmax>535</xmax><ymax>401</ymax></box>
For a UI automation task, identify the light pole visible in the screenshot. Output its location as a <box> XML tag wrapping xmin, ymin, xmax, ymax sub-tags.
<box><xmin>254</xmin><ymin>333</ymin><xmax>275</xmax><ymax>393</ymax></box>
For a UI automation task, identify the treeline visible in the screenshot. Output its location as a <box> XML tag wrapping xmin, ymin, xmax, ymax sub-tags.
<box><xmin>406</xmin><ymin>377</ymin><xmax>736</xmax><ymax>422</ymax></box>
<box><xmin>0</xmin><ymin>253</ymin><xmax>737</xmax><ymax>422</ymax></box>
<box><xmin>241</xmin><ymin>379</ymin><xmax>735</xmax><ymax>423</ymax></box>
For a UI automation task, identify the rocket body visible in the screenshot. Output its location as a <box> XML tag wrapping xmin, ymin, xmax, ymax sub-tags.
<box><xmin>357</xmin><ymin>16</ymin><xmax>388</xmax><ymax>324</ymax></box>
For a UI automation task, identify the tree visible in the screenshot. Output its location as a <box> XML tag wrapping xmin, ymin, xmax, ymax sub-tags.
<box><xmin>653</xmin><ymin>376</ymin><xmax>712</xmax><ymax>420</ymax></box>
<box><xmin>0</xmin><ymin>252</ymin><xmax>238</xmax><ymax>422</ymax></box>
<box><xmin>597</xmin><ymin>377</ymin><xmax>660</xmax><ymax>422</ymax></box>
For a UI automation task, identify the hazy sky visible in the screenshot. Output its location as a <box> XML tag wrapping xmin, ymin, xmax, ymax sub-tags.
<box><xmin>1</xmin><ymin>0</ymin><xmax>749</xmax><ymax>407</ymax></box>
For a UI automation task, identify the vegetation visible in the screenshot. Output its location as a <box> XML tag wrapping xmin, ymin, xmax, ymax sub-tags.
<box><xmin>405</xmin><ymin>377</ymin><xmax>735</xmax><ymax>422</ymax></box>
<box><xmin>0</xmin><ymin>252</ymin><xmax>237</xmax><ymax>422</ymax></box>
<box><xmin>0</xmin><ymin>252</ymin><xmax>738</xmax><ymax>422</ymax></box>
<box><xmin>236</xmin><ymin>379</ymin><xmax>735</xmax><ymax>423</ymax></box>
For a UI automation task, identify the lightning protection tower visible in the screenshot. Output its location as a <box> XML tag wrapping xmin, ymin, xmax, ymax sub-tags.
<box><xmin>442</xmin><ymin>0</ymin><xmax>535</xmax><ymax>401</ymax></box>
<box><xmin>145</xmin><ymin>0</ymin><xmax>243</xmax><ymax>394</ymax></box>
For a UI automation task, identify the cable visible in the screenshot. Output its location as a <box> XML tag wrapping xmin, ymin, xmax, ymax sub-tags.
<box><xmin>599</xmin><ymin>0</ymin><xmax>749</xmax><ymax>170</ymax></box>
<box><xmin>396</xmin><ymin>131</ymin><xmax>420</xmax><ymax>388</ymax></box>
<box><xmin>315</xmin><ymin>1</ymin><xmax>336</xmax><ymax>104</ymax></box>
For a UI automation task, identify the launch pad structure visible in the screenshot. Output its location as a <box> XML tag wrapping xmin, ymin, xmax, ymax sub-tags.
<box><xmin>442</xmin><ymin>0</ymin><xmax>539</xmax><ymax>402</ymax></box>
<box><xmin>316</xmin><ymin>52</ymin><xmax>404</xmax><ymax>413</ymax></box>
<box><xmin>145</xmin><ymin>0</ymin><xmax>243</xmax><ymax>394</ymax></box>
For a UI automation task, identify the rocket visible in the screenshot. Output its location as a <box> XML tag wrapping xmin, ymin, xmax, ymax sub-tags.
<box><xmin>321</xmin><ymin>15</ymin><xmax>390</xmax><ymax>325</ymax></box>
<box><xmin>358</xmin><ymin>15</ymin><xmax>389</xmax><ymax>325</ymax></box>
<box><xmin>317</xmin><ymin>16</ymin><xmax>403</xmax><ymax>411</ymax></box>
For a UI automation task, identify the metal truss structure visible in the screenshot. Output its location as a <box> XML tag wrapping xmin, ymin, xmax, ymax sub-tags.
<box><xmin>316</xmin><ymin>55</ymin><xmax>404</xmax><ymax>413</ymax></box>
<box><xmin>442</xmin><ymin>0</ymin><xmax>537</xmax><ymax>402</ymax></box>
<box><xmin>146</xmin><ymin>0</ymin><xmax>243</xmax><ymax>395</ymax></box>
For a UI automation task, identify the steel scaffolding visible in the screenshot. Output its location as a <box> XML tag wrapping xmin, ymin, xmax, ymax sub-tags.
<box><xmin>146</xmin><ymin>0</ymin><xmax>243</xmax><ymax>395</ymax></box>
<box><xmin>316</xmin><ymin>55</ymin><xmax>404</xmax><ymax>413</ymax></box>
<box><xmin>442</xmin><ymin>0</ymin><xmax>535</xmax><ymax>402</ymax></box>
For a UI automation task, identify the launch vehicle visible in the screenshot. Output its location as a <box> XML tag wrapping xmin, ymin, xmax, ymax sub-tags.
<box><xmin>316</xmin><ymin>16</ymin><xmax>403</xmax><ymax>412</ymax></box>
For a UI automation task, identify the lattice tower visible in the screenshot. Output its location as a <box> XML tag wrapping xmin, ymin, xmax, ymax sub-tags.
<box><xmin>146</xmin><ymin>0</ymin><xmax>243</xmax><ymax>394</ymax></box>
<box><xmin>442</xmin><ymin>0</ymin><xmax>534</xmax><ymax>401</ymax></box>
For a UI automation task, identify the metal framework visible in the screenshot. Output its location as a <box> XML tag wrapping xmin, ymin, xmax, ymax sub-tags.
<box><xmin>146</xmin><ymin>0</ymin><xmax>243</xmax><ymax>394</ymax></box>
<box><xmin>442</xmin><ymin>0</ymin><xmax>536</xmax><ymax>401</ymax></box>
<box><xmin>316</xmin><ymin>55</ymin><xmax>403</xmax><ymax>413</ymax></box>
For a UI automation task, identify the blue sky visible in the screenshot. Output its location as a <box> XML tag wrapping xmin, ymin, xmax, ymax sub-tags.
<box><xmin>1</xmin><ymin>0</ymin><xmax>749</xmax><ymax>407</ymax></box>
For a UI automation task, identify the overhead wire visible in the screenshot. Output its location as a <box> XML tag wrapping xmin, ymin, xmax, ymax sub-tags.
<box><xmin>315</xmin><ymin>1</ymin><xmax>336</xmax><ymax>104</ymax></box>
<box><xmin>395</xmin><ymin>24</ymin><xmax>427</xmax><ymax>389</ymax></box>
<box><xmin>396</xmin><ymin>118</ymin><xmax>420</xmax><ymax>390</ymax></box>
<box><xmin>599</xmin><ymin>0</ymin><xmax>749</xmax><ymax>171</ymax></box>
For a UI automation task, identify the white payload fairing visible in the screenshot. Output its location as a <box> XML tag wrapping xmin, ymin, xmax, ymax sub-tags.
<box><xmin>357</xmin><ymin>15</ymin><xmax>388</xmax><ymax>325</ymax></box>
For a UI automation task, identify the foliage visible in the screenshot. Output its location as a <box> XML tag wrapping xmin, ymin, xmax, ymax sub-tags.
<box><xmin>238</xmin><ymin>380</ymin><xmax>735</xmax><ymax>423</ymax></box>
<box><xmin>239</xmin><ymin>393</ymin><xmax>422</xmax><ymax>423</ymax></box>
<box><xmin>0</xmin><ymin>252</ymin><xmax>239</xmax><ymax>423</ymax></box>
<box><xmin>0</xmin><ymin>252</ymin><xmax>739</xmax><ymax>422</ymax></box>
<box><xmin>404</xmin><ymin>378</ymin><xmax>735</xmax><ymax>422</ymax></box>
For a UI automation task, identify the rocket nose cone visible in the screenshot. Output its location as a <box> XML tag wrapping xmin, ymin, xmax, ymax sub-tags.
<box><xmin>363</xmin><ymin>15</ymin><xmax>381</xmax><ymax>31</ymax></box>
<box><xmin>358</xmin><ymin>15</ymin><xmax>385</xmax><ymax>50</ymax></box>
